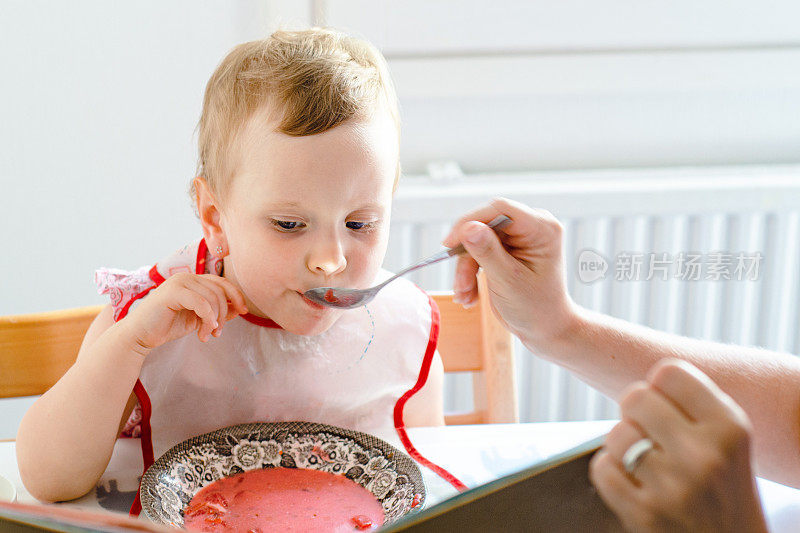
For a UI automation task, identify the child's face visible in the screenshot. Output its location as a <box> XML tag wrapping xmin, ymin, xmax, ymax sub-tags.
<box><xmin>214</xmin><ymin>108</ymin><xmax>398</xmax><ymax>336</ymax></box>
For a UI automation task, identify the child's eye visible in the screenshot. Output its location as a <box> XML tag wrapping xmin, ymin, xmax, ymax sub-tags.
<box><xmin>271</xmin><ymin>219</ymin><xmax>305</xmax><ymax>231</ymax></box>
<box><xmin>346</xmin><ymin>221</ymin><xmax>368</xmax><ymax>230</ymax></box>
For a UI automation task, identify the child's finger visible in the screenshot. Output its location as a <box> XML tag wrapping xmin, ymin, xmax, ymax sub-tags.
<box><xmin>184</xmin><ymin>278</ymin><xmax>226</xmax><ymax>331</ymax></box>
<box><xmin>193</xmin><ymin>277</ymin><xmax>228</xmax><ymax>329</ymax></box>
<box><xmin>208</xmin><ymin>282</ymin><xmax>229</xmax><ymax>332</ymax></box>
<box><xmin>206</xmin><ymin>275</ymin><xmax>248</xmax><ymax>318</ymax></box>
<box><xmin>174</xmin><ymin>289</ymin><xmax>217</xmax><ymax>341</ymax></box>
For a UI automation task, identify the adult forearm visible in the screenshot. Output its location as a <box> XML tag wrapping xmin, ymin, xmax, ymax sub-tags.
<box><xmin>16</xmin><ymin>322</ymin><xmax>147</xmax><ymax>501</ymax></box>
<box><xmin>532</xmin><ymin>306</ymin><xmax>800</xmax><ymax>487</ymax></box>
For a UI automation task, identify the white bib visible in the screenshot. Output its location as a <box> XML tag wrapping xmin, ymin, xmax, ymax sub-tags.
<box><xmin>138</xmin><ymin>272</ymin><xmax>433</xmax><ymax>458</ymax></box>
<box><xmin>96</xmin><ymin>238</ymin><xmax>464</xmax><ymax>508</ymax></box>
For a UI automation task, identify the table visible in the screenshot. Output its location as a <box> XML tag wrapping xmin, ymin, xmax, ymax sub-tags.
<box><xmin>3</xmin><ymin>421</ymin><xmax>800</xmax><ymax>531</ymax></box>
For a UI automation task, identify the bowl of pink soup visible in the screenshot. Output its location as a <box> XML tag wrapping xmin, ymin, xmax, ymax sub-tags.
<box><xmin>140</xmin><ymin>421</ymin><xmax>426</xmax><ymax>531</ymax></box>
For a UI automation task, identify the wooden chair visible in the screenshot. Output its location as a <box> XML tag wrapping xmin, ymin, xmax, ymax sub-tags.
<box><xmin>1</xmin><ymin>275</ymin><xmax>519</xmax><ymax>424</ymax></box>
<box><xmin>433</xmin><ymin>273</ymin><xmax>519</xmax><ymax>425</ymax></box>
<box><xmin>0</xmin><ymin>305</ymin><xmax>105</xmax><ymax>398</ymax></box>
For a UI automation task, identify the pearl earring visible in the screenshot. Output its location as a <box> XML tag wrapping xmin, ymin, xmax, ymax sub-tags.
<box><xmin>215</xmin><ymin>245</ymin><xmax>224</xmax><ymax>256</ymax></box>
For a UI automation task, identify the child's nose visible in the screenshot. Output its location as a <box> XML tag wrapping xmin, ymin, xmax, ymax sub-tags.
<box><xmin>306</xmin><ymin>240</ymin><xmax>347</xmax><ymax>277</ymax></box>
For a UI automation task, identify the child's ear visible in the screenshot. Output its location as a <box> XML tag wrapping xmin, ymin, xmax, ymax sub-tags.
<box><xmin>194</xmin><ymin>176</ymin><xmax>228</xmax><ymax>257</ymax></box>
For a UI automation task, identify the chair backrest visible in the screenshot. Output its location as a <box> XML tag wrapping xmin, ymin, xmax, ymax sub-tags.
<box><xmin>1</xmin><ymin>279</ymin><xmax>519</xmax><ymax>424</ymax></box>
<box><xmin>0</xmin><ymin>305</ymin><xmax>104</xmax><ymax>398</ymax></box>
<box><xmin>432</xmin><ymin>273</ymin><xmax>519</xmax><ymax>425</ymax></box>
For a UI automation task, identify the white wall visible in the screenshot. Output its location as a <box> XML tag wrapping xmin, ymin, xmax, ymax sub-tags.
<box><xmin>0</xmin><ymin>0</ymin><xmax>312</xmax><ymax>316</ymax></box>
<box><xmin>4</xmin><ymin>0</ymin><xmax>800</xmax><ymax>315</ymax></box>
<box><xmin>0</xmin><ymin>0</ymin><xmax>311</xmax><ymax>437</ymax></box>
<box><xmin>3</xmin><ymin>1</ymin><xmax>800</xmax><ymax>436</ymax></box>
<box><xmin>326</xmin><ymin>0</ymin><xmax>800</xmax><ymax>174</ymax></box>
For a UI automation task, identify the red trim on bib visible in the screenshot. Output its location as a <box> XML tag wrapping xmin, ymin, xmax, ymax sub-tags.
<box><xmin>393</xmin><ymin>294</ymin><xmax>468</xmax><ymax>492</ymax></box>
<box><xmin>116</xmin><ymin>263</ymin><xmax>166</xmax><ymax>516</ymax></box>
<box><xmin>240</xmin><ymin>313</ymin><xmax>282</xmax><ymax>328</ymax></box>
<box><xmin>148</xmin><ymin>265</ymin><xmax>165</xmax><ymax>285</ymax></box>
<box><xmin>196</xmin><ymin>239</ymin><xmax>208</xmax><ymax>275</ymax></box>
<box><xmin>115</xmin><ymin>283</ymin><xmax>160</xmax><ymax>517</ymax></box>
<box><xmin>118</xmin><ymin>283</ymin><xmax>156</xmax><ymax>322</ymax></box>
<box><xmin>129</xmin><ymin>379</ymin><xmax>153</xmax><ymax>516</ymax></box>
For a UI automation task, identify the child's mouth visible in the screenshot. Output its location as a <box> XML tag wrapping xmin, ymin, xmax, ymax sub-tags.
<box><xmin>299</xmin><ymin>291</ymin><xmax>325</xmax><ymax>310</ymax></box>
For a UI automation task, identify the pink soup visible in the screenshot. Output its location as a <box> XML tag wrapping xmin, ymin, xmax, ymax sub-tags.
<box><xmin>183</xmin><ymin>467</ymin><xmax>384</xmax><ymax>532</ymax></box>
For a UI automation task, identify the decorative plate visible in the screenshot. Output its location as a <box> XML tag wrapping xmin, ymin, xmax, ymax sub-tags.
<box><xmin>140</xmin><ymin>421</ymin><xmax>426</xmax><ymax>528</ymax></box>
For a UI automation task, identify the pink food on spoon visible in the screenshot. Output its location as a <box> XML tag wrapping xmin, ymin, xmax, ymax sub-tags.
<box><xmin>323</xmin><ymin>289</ymin><xmax>339</xmax><ymax>304</ymax></box>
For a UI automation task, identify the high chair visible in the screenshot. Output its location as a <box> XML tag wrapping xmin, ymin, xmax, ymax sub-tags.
<box><xmin>433</xmin><ymin>272</ymin><xmax>519</xmax><ymax>425</ymax></box>
<box><xmin>0</xmin><ymin>305</ymin><xmax>105</xmax><ymax>398</ymax></box>
<box><xmin>1</xmin><ymin>274</ymin><xmax>519</xmax><ymax>423</ymax></box>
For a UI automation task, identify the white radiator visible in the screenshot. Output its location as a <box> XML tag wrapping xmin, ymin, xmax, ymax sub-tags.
<box><xmin>385</xmin><ymin>164</ymin><xmax>800</xmax><ymax>422</ymax></box>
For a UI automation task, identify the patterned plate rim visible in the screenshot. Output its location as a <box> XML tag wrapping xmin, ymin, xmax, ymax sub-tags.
<box><xmin>140</xmin><ymin>421</ymin><xmax>427</xmax><ymax>525</ymax></box>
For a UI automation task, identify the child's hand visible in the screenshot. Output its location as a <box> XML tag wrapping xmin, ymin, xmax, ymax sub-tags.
<box><xmin>121</xmin><ymin>273</ymin><xmax>248</xmax><ymax>352</ymax></box>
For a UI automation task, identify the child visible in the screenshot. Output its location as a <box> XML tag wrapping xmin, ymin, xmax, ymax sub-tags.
<box><xmin>16</xmin><ymin>28</ymin><xmax>462</xmax><ymax>509</ymax></box>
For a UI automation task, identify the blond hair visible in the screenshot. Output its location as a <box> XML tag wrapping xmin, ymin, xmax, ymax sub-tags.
<box><xmin>194</xmin><ymin>28</ymin><xmax>400</xmax><ymax>201</ymax></box>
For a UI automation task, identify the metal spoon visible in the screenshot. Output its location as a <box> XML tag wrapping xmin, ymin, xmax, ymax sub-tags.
<box><xmin>303</xmin><ymin>215</ymin><xmax>512</xmax><ymax>309</ymax></box>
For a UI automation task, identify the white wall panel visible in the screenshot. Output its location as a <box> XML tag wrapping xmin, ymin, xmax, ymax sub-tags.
<box><xmin>326</xmin><ymin>1</ymin><xmax>800</xmax><ymax>54</ymax></box>
<box><xmin>395</xmin><ymin>85</ymin><xmax>800</xmax><ymax>174</ymax></box>
<box><xmin>323</xmin><ymin>1</ymin><xmax>800</xmax><ymax>174</ymax></box>
<box><xmin>390</xmin><ymin>50</ymin><xmax>800</xmax><ymax>98</ymax></box>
